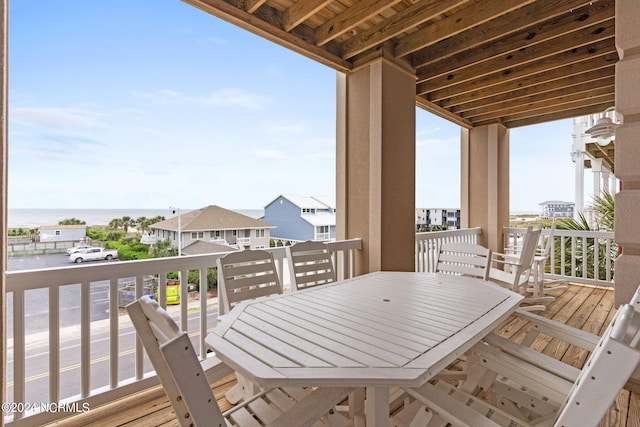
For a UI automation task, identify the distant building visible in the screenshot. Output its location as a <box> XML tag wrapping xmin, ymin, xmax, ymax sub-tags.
<box><xmin>262</xmin><ymin>195</ymin><xmax>336</xmax><ymax>241</ymax></box>
<box><xmin>539</xmin><ymin>200</ymin><xmax>575</xmax><ymax>219</ymax></box>
<box><xmin>150</xmin><ymin>205</ymin><xmax>274</xmax><ymax>252</ymax></box>
<box><xmin>416</xmin><ymin>208</ymin><xmax>461</xmax><ymax>230</ymax></box>
<box><xmin>39</xmin><ymin>224</ymin><xmax>87</xmax><ymax>242</ymax></box>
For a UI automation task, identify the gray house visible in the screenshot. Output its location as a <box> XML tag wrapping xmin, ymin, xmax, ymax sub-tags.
<box><xmin>39</xmin><ymin>224</ymin><xmax>87</xmax><ymax>242</ymax></box>
<box><xmin>263</xmin><ymin>195</ymin><xmax>336</xmax><ymax>242</ymax></box>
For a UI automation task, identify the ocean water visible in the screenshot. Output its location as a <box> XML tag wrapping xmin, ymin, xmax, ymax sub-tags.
<box><xmin>8</xmin><ymin>208</ymin><xmax>264</xmax><ymax>228</ymax></box>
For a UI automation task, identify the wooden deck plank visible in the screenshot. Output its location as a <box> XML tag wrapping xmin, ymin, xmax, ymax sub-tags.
<box><xmin>43</xmin><ymin>283</ymin><xmax>638</xmax><ymax>427</ymax></box>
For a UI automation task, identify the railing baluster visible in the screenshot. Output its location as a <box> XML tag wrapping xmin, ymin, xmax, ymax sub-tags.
<box><xmin>109</xmin><ymin>278</ymin><xmax>119</xmax><ymax>388</ymax></box>
<box><xmin>199</xmin><ymin>267</ymin><xmax>208</xmax><ymax>360</ymax></box>
<box><xmin>12</xmin><ymin>290</ymin><xmax>25</xmax><ymax>419</ymax></box>
<box><xmin>135</xmin><ymin>276</ymin><xmax>144</xmax><ymax>380</ymax></box>
<box><xmin>49</xmin><ymin>286</ymin><xmax>60</xmax><ymax>403</ymax></box>
<box><xmin>81</xmin><ymin>281</ymin><xmax>90</xmax><ymax>397</ymax></box>
<box><xmin>179</xmin><ymin>269</ymin><xmax>188</xmax><ymax>331</ymax></box>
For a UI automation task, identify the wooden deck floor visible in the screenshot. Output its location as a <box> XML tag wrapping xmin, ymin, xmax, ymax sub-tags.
<box><xmin>45</xmin><ymin>283</ymin><xmax>640</xmax><ymax>427</ymax></box>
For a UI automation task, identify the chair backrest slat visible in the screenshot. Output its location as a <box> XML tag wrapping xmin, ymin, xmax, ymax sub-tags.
<box><xmin>287</xmin><ymin>241</ymin><xmax>337</xmax><ymax>291</ymax></box>
<box><xmin>217</xmin><ymin>249</ymin><xmax>283</xmax><ymax>315</ymax></box>
<box><xmin>435</xmin><ymin>242</ymin><xmax>492</xmax><ymax>280</ymax></box>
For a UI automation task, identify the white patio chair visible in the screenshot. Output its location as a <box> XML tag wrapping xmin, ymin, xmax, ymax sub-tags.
<box><xmin>216</xmin><ymin>249</ymin><xmax>283</xmax><ymax>316</ymax></box>
<box><xmin>393</xmin><ymin>285</ymin><xmax>640</xmax><ymax>427</ymax></box>
<box><xmin>489</xmin><ymin>225</ymin><xmax>553</xmax><ymax>310</ymax></box>
<box><xmin>127</xmin><ymin>296</ymin><xmax>353</xmax><ymax>427</ymax></box>
<box><xmin>435</xmin><ymin>242</ymin><xmax>492</xmax><ymax>280</ymax></box>
<box><xmin>216</xmin><ymin>249</ymin><xmax>285</xmax><ymax>403</ymax></box>
<box><xmin>286</xmin><ymin>240</ymin><xmax>336</xmax><ymax>291</ymax></box>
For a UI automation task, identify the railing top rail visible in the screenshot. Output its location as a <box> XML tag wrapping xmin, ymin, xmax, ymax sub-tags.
<box><xmin>504</xmin><ymin>227</ymin><xmax>615</xmax><ymax>239</ymax></box>
<box><xmin>6</xmin><ymin>239</ymin><xmax>363</xmax><ymax>292</ymax></box>
<box><xmin>415</xmin><ymin>227</ymin><xmax>481</xmax><ymax>241</ymax></box>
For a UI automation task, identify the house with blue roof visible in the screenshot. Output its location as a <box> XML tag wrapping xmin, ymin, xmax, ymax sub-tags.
<box><xmin>263</xmin><ymin>195</ymin><xmax>336</xmax><ymax>242</ymax></box>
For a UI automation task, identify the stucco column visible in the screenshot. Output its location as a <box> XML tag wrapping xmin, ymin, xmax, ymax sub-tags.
<box><xmin>336</xmin><ymin>59</ymin><xmax>416</xmax><ymax>274</ymax></box>
<box><xmin>461</xmin><ymin>124</ymin><xmax>510</xmax><ymax>254</ymax></box>
<box><xmin>614</xmin><ymin>1</ymin><xmax>640</xmax><ymax>306</ymax></box>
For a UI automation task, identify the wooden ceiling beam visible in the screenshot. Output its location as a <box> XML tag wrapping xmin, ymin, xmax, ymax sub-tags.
<box><xmin>393</xmin><ymin>0</ymin><xmax>533</xmax><ymax>58</ymax></box>
<box><xmin>283</xmin><ymin>0</ymin><xmax>333</xmax><ymax>32</ymax></box>
<box><xmin>465</xmin><ymin>86</ymin><xmax>614</xmax><ymax>123</ymax></box>
<box><xmin>476</xmin><ymin>93</ymin><xmax>614</xmax><ymax>125</ymax></box>
<box><xmin>432</xmin><ymin>54</ymin><xmax>616</xmax><ymax>110</ymax></box>
<box><xmin>418</xmin><ymin>23</ymin><xmax>614</xmax><ymax>93</ymax></box>
<box><xmin>410</xmin><ymin>0</ymin><xmax>594</xmax><ymax>68</ymax></box>
<box><xmin>314</xmin><ymin>0</ymin><xmax>401</xmax><ymax>47</ymax></box>
<box><xmin>415</xmin><ymin>2</ymin><xmax>614</xmax><ymax>82</ymax></box>
<box><xmin>340</xmin><ymin>0</ymin><xmax>467</xmax><ymax>60</ymax></box>
<box><xmin>504</xmin><ymin>102</ymin><xmax>614</xmax><ymax>128</ymax></box>
<box><xmin>423</xmin><ymin>39</ymin><xmax>616</xmax><ymax>101</ymax></box>
<box><xmin>447</xmin><ymin>68</ymin><xmax>614</xmax><ymax>112</ymax></box>
<box><xmin>245</xmin><ymin>0</ymin><xmax>267</xmax><ymax>14</ymax></box>
<box><xmin>586</xmin><ymin>142</ymin><xmax>615</xmax><ymax>159</ymax></box>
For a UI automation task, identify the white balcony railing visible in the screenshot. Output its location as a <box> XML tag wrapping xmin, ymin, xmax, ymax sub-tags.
<box><xmin>5</xmin><ymin>238</ymin><xmax>362</xmax><ymax>426</ymax></box>
<box><xmin>503</xmin><ymin>227</ymin><xmax>616</xmax><ymax>287</ymax></box>
<box><xmin>415</xmin><ymin>227</ymin><xmax>482</xmax><ymax>272</ymax></box>
<box><xmin>417</xmin><ymin>227</ymin><xmax>616</xmax><ymax>287</ymax></box>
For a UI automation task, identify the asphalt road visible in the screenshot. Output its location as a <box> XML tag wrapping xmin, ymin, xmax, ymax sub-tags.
<box><xmin>7</xmin><ymin>254</ymin><xmax>122</xmax><ymax>334</ymax></box>
<box><xmin>8</xmin><ymin>252</ymin><xmax>76</xmax><ymax>271</ymax></box>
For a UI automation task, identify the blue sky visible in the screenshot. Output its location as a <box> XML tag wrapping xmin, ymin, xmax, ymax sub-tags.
<box><xmin>9</xmin><ymin>0</ymin><xmax>582</xmax><ymax>212</ymax></box>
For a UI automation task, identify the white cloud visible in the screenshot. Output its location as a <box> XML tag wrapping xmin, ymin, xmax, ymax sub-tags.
<box><xmin>10</xmin><ymin>106</ymin><xmax>101</xmax><ymax>129</ymax></box>
<box><xmin>133</xmin><ymin>88</ymin><xmax>268</xmax><ymax>109</ymax></box>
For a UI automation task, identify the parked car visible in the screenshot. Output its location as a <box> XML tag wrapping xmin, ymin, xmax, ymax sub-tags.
<box><xmin>69</xmin><ymin>247</ymin><xmax>118</xmax><ymax>263</ymax></box>
<box><xmin>66</xmin><ymin>245</ymin><xmax>93</xmax><ymax>255</ymax></box>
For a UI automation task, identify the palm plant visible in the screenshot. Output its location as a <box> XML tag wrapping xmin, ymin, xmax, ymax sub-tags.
<box><xmin>555</xmin><ymin>190</ymin><xmax>617</xmax><ymax>280</ymax></box>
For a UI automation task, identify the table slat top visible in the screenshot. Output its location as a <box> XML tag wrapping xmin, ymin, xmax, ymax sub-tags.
<box><xmin>207</xmin><ymin>271</ymin><xmax>523</xmax><ymax>388</ymax></box>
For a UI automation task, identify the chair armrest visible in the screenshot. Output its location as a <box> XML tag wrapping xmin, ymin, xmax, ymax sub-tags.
<box><xmin>482</xmin><ymin>333</ymin><xmax>581</xmax><ymax>383</ymax></box>
<box><xmin>513</xmin><ymin>309</ymin><xmax>600</xmax><ymax>350</ymax></box>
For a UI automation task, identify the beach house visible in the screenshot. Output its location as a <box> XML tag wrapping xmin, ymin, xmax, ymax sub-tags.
<box><xmin>149</xmin><ymin>205</ymin><xmax>274</xmax><ymax>252</ymax></box>
<box><xmin>262</xmin><ymin>194</ymin><xmax>336</xmax><ymax>242</ymax></box>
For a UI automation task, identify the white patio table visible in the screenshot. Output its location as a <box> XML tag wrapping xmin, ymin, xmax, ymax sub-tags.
<box><xmin>205</xmin><ymin>271</ymin><xmax>523</xmax><ymax>426</ymax></box>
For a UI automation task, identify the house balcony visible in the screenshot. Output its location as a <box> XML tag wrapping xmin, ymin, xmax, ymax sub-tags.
<box><xmin>41</xmin><ymin>283</ymin><xmax>637</xmax><ymax>427</ymax></box>
<box><xmin>3</xmin><ymin>230</ymin><xmax>628</xmax><ymax>426</ymax></box>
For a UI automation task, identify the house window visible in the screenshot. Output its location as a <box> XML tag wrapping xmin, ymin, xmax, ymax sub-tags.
<box><xmin>212</xmin><ymin>230</ymin><xmax>221</xmax><ymax>239</ymax></box>
<box><xmin>55</xmin><ymin>230</ymin><xmax>61</xmax><ymax>236</ymax></box>
<box><xmin>316</xmin><ymin>226</ymin><xmax>329</xmax><ymax>234</ymax></box>
<box><xmin>232</xmin><ymin>230</ymin><xmax>237</xmax><ymax>236</ymax></box>
<box><xmin>191</xmin><ymin>232</ymin><xmax>204</xmax><ymax>239</ymax></box>
<box><xmin>255</xmin><ymin>229</ymin><xmax>265</xmax><ymax>238</ymax></box>
<box><xmin>302</xmin><ymin>208</ymin><xmax>311</xmax><ymax>213</ymax></box>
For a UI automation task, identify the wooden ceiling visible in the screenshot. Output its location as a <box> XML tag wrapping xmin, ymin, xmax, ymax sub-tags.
<box><xmin>183</xmin><ymin>0</ymin><xmax>617</xmax><ymax>129</ymax></box>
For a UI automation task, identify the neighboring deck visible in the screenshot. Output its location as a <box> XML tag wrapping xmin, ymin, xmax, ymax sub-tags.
<box><xmin>44</xmin><ymin>283</ymin><xmax>639</xmax><ymax>427</ymax></box>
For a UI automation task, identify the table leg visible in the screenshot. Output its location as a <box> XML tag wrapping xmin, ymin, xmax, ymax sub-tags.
<box><xmin>366</xmin><ymin>386</ymin><xmax>390</xmax><ymax>427</ymax></box>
